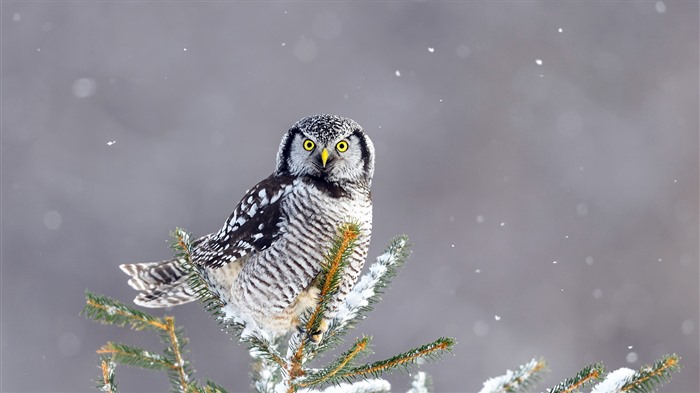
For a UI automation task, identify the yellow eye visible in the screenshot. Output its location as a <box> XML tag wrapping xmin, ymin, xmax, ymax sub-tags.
<box><xmin>303</xmin><ymin>139</ymin><xmax>315</xmax><ymax>151</ymax></box>
<box><xmin>336</xmin><ymin>140</ymin><xmax>349</xmax><ymax>153</ymax></box>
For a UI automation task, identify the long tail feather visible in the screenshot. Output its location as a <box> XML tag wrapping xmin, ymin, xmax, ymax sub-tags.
<box><xmin>120</xmin><ymin>259</ymin><xmax>196</xmax><ymax>308</ymax></box>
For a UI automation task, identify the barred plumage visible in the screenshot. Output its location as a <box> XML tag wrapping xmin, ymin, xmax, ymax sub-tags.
<box><xmin>120</xmin><ymin>114</ymin><xmax>374</xmax><ymax>339</ymax></box>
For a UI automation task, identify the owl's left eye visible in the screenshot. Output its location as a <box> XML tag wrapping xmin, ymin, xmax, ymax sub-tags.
<box><xmin>336</xmin><ymin>140</ymin><xmax>349</xmax><ymax>153</ymax></box>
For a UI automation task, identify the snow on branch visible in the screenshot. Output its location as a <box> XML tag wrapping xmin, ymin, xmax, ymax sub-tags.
<box><xmin>297</xmin><ymin>378</ymin><xmax>391</xmax><ymax>393</ymax></box>
<box><xmin>334</xmin><ymin>235</ymin><xmax>410</xmax><ymax>326</ymax></box>
<box><xmin>479</xmin><ymin>358</ymin><xmax>548</xmax><ymax>393</ymax></box>
<box><xmin>591</xmin><ymin>354</ymin><xmax>680</xmax><ymax>393</ymax></box>
<box><xmin>548</xmin><ymin>361</ymin><xmax>604</xmax><ymax>393</ymax></box>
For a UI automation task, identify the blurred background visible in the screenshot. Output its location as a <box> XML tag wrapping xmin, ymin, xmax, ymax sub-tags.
<box><xmin>2</xmin><ymin>2</ymin><xmax>698</xmax><ymax>392</ymax></box>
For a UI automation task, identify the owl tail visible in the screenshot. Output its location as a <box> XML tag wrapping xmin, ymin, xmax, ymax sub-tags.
<box><xmin>119</xmin><ymin>259</ymin><xmax>197</xmax><ymax>308</ymax></box>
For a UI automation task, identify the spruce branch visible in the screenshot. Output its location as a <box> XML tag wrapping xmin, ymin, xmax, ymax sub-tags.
<box><xmin>161</xmin><ymin>316</ymin><xmax>193</xmax><ymax>393</ymax></box>
<box><xmin>548</xmin><ymin>362</ymin><xmax>604</xmax><ymax>393</ymax></box>
<box><xmin>251</xmin><ymin>355</ymin><xmax>285</xmax><ymax>393</ymax></box>
<box><xmin>186</xmin><ymin>381</ymin><xmax>229</xmax><ymax>393</ymax></box>
<box><xmin>97</xmin><ymin>357</ymin><xmax>117</xmax><ymax>393</ymax></box>
<box><xmin>306</xmin><ymin>222</ymin><xmax>361</xmax><ymax>339</ymax></box>
<box><xmin>97</xmin><ymin>342</ymin><xmax>174</xmax><ymax>371</ymax></box>
<box><xmin>588</xmin><ymin>354</ymin><xmax>681</xmax><ymax>393</ymax></box>
<box><xmin>320</xmin><ymin>235</ymin><xmax>411</xmax><ymax>353</ymax></box>
<box><xmin>343</xmin><ymin>337</ymin><xmax>455</xmax><ymax>380</ymax></box>
<box><xmin>591</xmin><ymin>368</ymin><xmax>638</xmax><ymax>393</ymax></box>
<box><xmin>478</xmin><ymin>358</ymin><xmax>548</xmax><ymax>393</ymax></box>
<box><xmin>288</xmin><ymin>222</ymin><xmax>361</xmax><ymax>381</ymax></box>
<box><xmin>620</xmin><ymin>354</ymin><xmax>680</xmax><ymax>393</ymax></box>
<box><xmin>82</xmin><ymin>290</ymin><xmax>169</xmax><ymax>331</ymax></box>
<box><xmin>297</xmin><ymin>379</ymin><xmax>391</xmax><ymax>393</ymax></box>
<box><xmin>83</xmin><ymin>292</ymin><xmax>199</xmax><ymax>392</ymax></box>
<box><xmin>296</xmin><ymin>336</ymin><xmax>372</xmax><ymax>388</ymax></box>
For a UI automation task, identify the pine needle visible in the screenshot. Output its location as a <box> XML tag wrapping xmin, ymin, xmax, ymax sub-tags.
<box><xmin>548</xmin><ymin>362</ymin><xmax>604</xmax><ymax>393</ymax></box>
<box><xmin>82</xmin><ymin>290</ymin><xmax>168</xmax><ymax>331</ymax></box>
<box><xmin>288</xmin><ymin>223</ymin><xmax>360</xmax><ymax>379</ymax></box>
<box><xmin>296</xmin><ymin>336</ymin><xmax>372</xmax><ymax>388</ymax></box>
<box><xmin>621</xmin><ymin>354</ymin><xmax>681</xmax><ymax>393</ymax></box>
<box><xmin>479</xmin><ymin>358</ymin><xmax>548</xmax><ymax>393</ymax></box>
<box><xmin>97</xmin><ymin>342</ymin><xmax>174</xmax><ymax>371</ymax></box>
<box><xmin>345</xmin><ymin>337</ymin><xmax>455</xmax><ymax>379</ymax></box>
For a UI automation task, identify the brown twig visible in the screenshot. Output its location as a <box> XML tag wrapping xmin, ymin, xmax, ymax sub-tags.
<box><xmin>100</xmin><ymin>359</ymin><xmax>115</xmax><ymax>393</ymax></box>
<box><xmin>622</xmin><ymin>356</ymin><xmax>679</xmax><ymax>392</ymax></box>
<box><xmin>344</xmin><ymin>339</ymin><xmax>452</xmax><ymax>379</ymax></box>
<box><xmin>287</xmin><ymin>224</ymin><xmax>359</xmax><ymax>391</ymax></box>
<box><xmin>165</xmin><ymin>316</ymin><xmax>190</xmax><ymax>391</ymax></box>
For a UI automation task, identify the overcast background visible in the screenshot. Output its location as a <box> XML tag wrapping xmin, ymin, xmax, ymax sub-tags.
<box><xmin>2</xmin><ymin>2</ymin><xmax>698</xmax><ymax>392</ymax></box>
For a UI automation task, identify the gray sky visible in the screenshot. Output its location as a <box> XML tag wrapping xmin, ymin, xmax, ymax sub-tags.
<box><xmin>2</xmin><ymin>2</ymin><xmax>698</xmax><ymax>392</ymax></box>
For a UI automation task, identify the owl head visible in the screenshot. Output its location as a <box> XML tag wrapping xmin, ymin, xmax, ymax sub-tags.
<box><xmin>275</xmin><ymin>114</ymin><xmax>375</xmax><ymax>186</ymax></box>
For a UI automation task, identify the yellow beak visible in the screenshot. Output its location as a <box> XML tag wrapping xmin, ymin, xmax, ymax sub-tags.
<box><xmin>321</xmin><ymin>148</ymin><xmax>329</xmax><ymax>168</ymax></box>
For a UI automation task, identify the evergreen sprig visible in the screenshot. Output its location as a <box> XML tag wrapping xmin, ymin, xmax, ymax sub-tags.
<box><xmin>297</xmin><ymin>336</ymin><xmax>372</xmax><ymax>387</ymax></box>
<box><xmin>83</xmin><ymin>291</ymin><xmax>169</xmax><ymax>332</ymax></box>
<box><xmin>287</xmin><ymin>222</ymin><xmax>361</xmax><ymax>381</ymax></box>
<box><xmin>345</xmin><ymin>337</ymin><xmax>456</xmax><ymax>380</ymax></box>
<box><xmin>548</xmin><ymin>362</ymin><xmax>604</xmax><ymax>393</ymax></box>
<box><xmin>172</xmin><ymin>227</ymin><xmax>226</xmax><ymax>321</ymax></box>
<box><xmin>478</xmin><ymin>358</ymin><xmax>548</xmax><ymax>393</ymax></box>
<box><xmin>97</xmin><ymin>357</ymin><xmax>117</xmax><ymax>393</ymax></box>
<box><xmin>307</xmin><ymin>222</ymin><xmax>360</xmax><ymax>338</ymax></box>
<box><xmin>97</xmin><ymin>342</ymin><xmax>173</xmax><ymax>371</ymax></box>
<box><xmin>489</xmin><ymin>355</ymin><xmax>680</xmax><ymax>393</ymax></box>
<box><xmin>317</xmin><ymin>235</ymin><xmax>411</xmax><ymax>354</ymax></box>
<box><xmin>298</xmin><ymin>379</ymin><xmax>392</xmax><ymax>393</ymax></box>
<box><xmin>619</xmin><ymin>354</ymin><xmax>681</xmax><ymax>393</ymax></box>
<box><xmin>186</xmin><ymin>380</ymin><xmax>229</xmax><ymax>393</ymax></box>
<box><xmin>83</xmin><ymin>291</ymin><xmax>197</xmax><ymax>393</ymax></box>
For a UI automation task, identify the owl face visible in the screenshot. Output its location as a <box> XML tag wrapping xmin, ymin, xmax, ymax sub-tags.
<box><xmin>276</xmin><ymin>115</ymin><xmax>375</xmax><ymax>186</ymax></box>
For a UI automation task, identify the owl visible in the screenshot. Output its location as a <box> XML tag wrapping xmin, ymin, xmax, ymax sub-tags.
<box><xmin>120</xmin><ymin>114</ymin><xmax>374</xmax><ymax>341</ymax></box>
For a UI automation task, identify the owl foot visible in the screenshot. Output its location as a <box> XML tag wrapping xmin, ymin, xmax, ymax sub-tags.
<box><xmin>309</xmin><ymin>318</ymin><xmax>329</xmax><ymax>344</ymax></box>
<box><xmin>297</xmin><ymin>318</ymin><xmax>329</xmax><ymax>344</ymax></box>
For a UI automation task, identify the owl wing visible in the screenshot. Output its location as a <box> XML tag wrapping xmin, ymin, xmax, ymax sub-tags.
<box><xmin>192</xmin><ymin>174</ymin><xmax>295</xmax><ymax>269</ymax></box>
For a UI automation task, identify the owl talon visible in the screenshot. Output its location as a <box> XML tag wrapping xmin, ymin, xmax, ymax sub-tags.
<box><xmin>308</xmin><ymin>319</ymin><xmax>329</xmax><ymax>344</ymax></box>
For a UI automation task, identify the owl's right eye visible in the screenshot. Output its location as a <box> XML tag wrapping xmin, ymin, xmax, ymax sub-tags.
<box><xmin>303</xmin><ymin>139</ymin><xmax>315</xmax><ymax>151</ymax></box>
